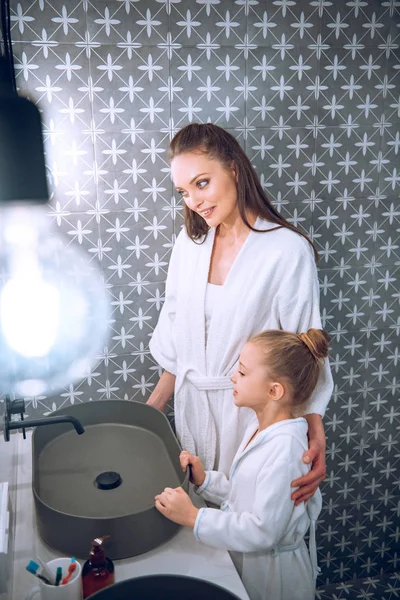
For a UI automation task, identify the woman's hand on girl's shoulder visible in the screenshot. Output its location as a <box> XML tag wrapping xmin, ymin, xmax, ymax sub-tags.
<box><xmin>180</xmin><ymin>450</ymin><xmax>206</xmax><ymax>487</ymax></box>
<box><xmin>291</xmin><ymin>414</ymin><xmax>326</xmax><ymax>505</ymax></box>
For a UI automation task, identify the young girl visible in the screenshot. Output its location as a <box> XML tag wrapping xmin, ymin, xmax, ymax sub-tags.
<box><xmin>155</xmin><ymin>328</ymin><xmax>329</xmax><ymax>600</ymax></box>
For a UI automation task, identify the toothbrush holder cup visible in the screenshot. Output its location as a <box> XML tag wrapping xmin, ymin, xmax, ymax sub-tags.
<box><xmin>25</xmin><ymin>557</ymin><xmax>82</xmax><ymax>600</ymax></box>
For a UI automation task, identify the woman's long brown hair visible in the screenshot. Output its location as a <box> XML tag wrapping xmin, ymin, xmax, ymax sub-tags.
<box><xmin>169</xmin><ymin>123</ymin><xmax>318</xmax><ymax>261</ymax></box>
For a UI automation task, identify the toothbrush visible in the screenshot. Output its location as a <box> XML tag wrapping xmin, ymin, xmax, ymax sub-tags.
<box><xmin>55</xmin><ymin>566</ymin><xmax>63</xmax><ymax>586</ymax></box>
<box><xmin>37</xmin><ymin>556</ymin><xmax>55</xmax><ymax>584</ymax></box>
<box><xmin>61</xmin><ymin>558</ymin><xmax>77</xmax><ymax>585</ymax></box>
<box><xmin>26</xmin><ymin>560</ymin><xmax>52</xmax><ymax>585</ymax></box>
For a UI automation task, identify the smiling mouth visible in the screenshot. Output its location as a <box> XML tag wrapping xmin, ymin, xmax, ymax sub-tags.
<box><xmin>200</xmin><ymin>207</ymin><xmax>215</xmax><ymax>218</ymax></box>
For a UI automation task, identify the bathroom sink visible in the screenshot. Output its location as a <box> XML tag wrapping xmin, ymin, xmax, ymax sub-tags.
<box><xmin>90</xmin><ymin>575</ymin><xmax>242</xmax><ymax>600</ymax></box>
<box><xmin>32</xmin><ymin>400</ymin><xmax>188</xmax><ymax>559</ymax></box>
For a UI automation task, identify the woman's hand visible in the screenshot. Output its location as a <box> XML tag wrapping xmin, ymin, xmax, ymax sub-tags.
<box><xmin>291</xmin><ymin>414</ymin><xmax>326</xmax><ymax>506</ymax></box>
<box><xmin>146</xmin><ymin>371</ymin><xmax>176</xmax><ymax>412</ymax></box>
<box><xmin>155</xmin><ymin>487</ymin><xmax>199</xmax><ymax>528</ymax></box>
<box><xmin>180</xmin><ymin>451</ymin><xmax>206</xmax><ymax>487</ymax></box>
<box><xmin>146</xmin><ymin>394</ymin><xmax>166</xmax><ymax>412</ymax></box>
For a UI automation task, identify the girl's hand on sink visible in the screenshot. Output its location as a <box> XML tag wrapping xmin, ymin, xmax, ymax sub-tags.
<box><xmin>155</xmin><ymin>487</ymin><xmax>199</xmax><ymax>528</ymax></box>
<box><xmin>179</xmin><ymin>450</ymin><xmax>206</xmax><ymax>487</ymax></box>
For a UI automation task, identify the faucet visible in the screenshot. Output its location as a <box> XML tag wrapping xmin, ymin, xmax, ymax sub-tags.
<box><xmin>3</xmin><ymin>396</ymin><xmax>85</xmax><ymax>442</ymax></box>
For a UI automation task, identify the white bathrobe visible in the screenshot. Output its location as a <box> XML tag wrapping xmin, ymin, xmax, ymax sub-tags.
<box><xmin>149</xmin><ymin>218</ymin><xmax>333</xmax><ymax>473</ymax></box>
<box><xmin>194</xmin><ymin>418</ymin><xmax>322</xmax><ymax>600</ymax></box>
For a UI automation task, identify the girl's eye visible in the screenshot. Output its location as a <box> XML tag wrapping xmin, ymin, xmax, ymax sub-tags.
<box><xmin>238</xmin><ymin>371</ymin><xmax>245</xmax><ymax>377</ymax></box>
<box><xmin>176</xmin><ymin>189</ymin><xmax>186</xmax><ymax>197</ymax></box>
<box><xmin>197</xmin><ymin>179</ymin><xmax>208</xmax><ymax>189</ymax></box>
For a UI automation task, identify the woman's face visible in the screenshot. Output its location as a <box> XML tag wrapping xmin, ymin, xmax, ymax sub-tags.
<box><xmin>171</xmin><ymin>152</ymin><xmax>239</xmax><ymax>227</ymax></box>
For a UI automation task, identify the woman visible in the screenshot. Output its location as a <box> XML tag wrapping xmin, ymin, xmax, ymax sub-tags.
<box><xmin>148</xmin><ymin>123</ymin><xmax>333</xmax><ymax>504</ymax></box>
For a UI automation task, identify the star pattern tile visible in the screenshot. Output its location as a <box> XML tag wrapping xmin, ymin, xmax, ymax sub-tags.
<box><xmin>1</xmin><ymin>0</ymin><xmax>399</xmax><ymax>586</ymax></box>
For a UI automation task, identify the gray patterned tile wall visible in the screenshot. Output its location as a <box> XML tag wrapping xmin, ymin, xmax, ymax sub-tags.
<box><xmin>4</xmin><ymin>0</ymin><xmax>400</xmax><ymax>587</ymax></box>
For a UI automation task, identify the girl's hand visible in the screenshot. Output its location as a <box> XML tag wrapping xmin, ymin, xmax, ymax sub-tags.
<box><xmin>291</xmin><ymin>414</ymin><xmax>326</xmax><ymax>505</ymax></box>
<box><xmin>180</xmin><ymin>451</ymin><xmax>206</xmax><ymax>487</ymax></box>
<box><xmin>155</xmin><ymin>487</ymin><xmax>199</xmax><ymax>528</ymax></box>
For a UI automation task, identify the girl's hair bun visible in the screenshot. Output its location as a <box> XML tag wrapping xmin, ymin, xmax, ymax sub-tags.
<box><xmin>298</xmin><ymin>329</ymin><xmax>330</xmax><ymax>360</ymax></box>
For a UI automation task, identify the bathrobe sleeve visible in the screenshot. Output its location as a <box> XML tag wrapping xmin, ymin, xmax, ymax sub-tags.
<box><xmin>193</xmin><ymin>457</ymin><xmax>294</xmax><ymax>552</ymax></box>
<box><xmin>195</xmin><ymin>470</ymin><xmax>231</xmax><ymax>506</ymax></box>
<box><xmin>274</xmin><ymin>238</ymin><xmax>333</xmax><ymax>417</ymax></box>
<box><xmin>149</xmin><ymin>231</ymin><xmax>185</xmax><ymax>376</ymax></box>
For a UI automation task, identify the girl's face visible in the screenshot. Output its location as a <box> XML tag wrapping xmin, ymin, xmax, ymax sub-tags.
<box><xmin>230</xmin><ymin>342</ymin><xmax>272</xmax><ymax>409</ymax></box>
<box><xmin>171</xmin><ymin>152</ymin><xmax>239</xmax><ymax>227</ymax></box>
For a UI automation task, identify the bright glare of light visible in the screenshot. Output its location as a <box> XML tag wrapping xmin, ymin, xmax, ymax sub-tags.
<box><xmin>1</xmin><ymin>277</ymin><xmax>60</xmax><ymax>357</ymax></box>
<box><xmin>0</xmin><ymin>203</ymin><xmax>110</xmax><ymax>396</ymax></box>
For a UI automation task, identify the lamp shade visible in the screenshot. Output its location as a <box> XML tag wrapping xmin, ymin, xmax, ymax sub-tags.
<box><xmin>0</xmin><ymin>59</ymin><xmax>110</xmax><ymax>397</ymax></box>
<box><xmin>0</xmin><ymin>92</ymin><xmax>48</xmax><ymax>204</ymax></box>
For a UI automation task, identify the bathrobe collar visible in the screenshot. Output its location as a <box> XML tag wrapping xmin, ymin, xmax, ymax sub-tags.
<box><xmin>230</xmin><ymin>417</ymin><xmax>308</xmax><ymax>480</ymax></box>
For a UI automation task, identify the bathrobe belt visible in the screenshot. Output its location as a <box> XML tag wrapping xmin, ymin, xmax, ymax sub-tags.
<box><xmin>185</xmin><ymin>371</ymin><xmax>233</xmax><ymax>391</ymax></box>
<box><xmin>173</xmin><ymin>367</ymin><xmax>233</xmax><ymax>470</ymax></box>
<box><xmin>271</xmin><ymin>519</ymin><xmax>320</xmax><ymax>580</ymax></box>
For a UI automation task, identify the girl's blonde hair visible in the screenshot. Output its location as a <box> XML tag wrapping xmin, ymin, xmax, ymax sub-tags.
<box><xmin>249</xmin><ymin>328</ymin><xmax>330</xmax><ymax>405</ymax></box>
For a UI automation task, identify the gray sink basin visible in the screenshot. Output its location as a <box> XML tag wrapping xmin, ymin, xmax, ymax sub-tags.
<box><xmin>90</xmin><ymin>575</ymin><xmax>242</xmax><ymax>599</ymax></box>
<box><xmin>32</xmin><ymin>400</ymin><xmax>188</xmax><ymax>559</ymax></box>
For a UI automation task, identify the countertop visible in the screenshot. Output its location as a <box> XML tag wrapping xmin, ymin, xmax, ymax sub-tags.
<box><xmin>10</xmin><ymin>432</ymin><xmax>249</xmax><ymax>600</ymax></box>
<box><xmin>0</xmin><ymin>431</ymin><xmax>17</xmax><ymax>600</ymax></box>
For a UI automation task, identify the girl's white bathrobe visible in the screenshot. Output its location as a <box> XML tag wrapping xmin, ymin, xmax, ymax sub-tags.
<box><xmin>149</xmin><ymin>217</ymin><xmax>333</xmax><ymax>474</ymax></box>
<box><xmin>194</xmin><ymin>418</ymin><xmax>322</xmax><ymax>600</ymax></box>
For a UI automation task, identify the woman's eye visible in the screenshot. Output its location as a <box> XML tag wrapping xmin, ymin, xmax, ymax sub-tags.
<box><xmin>238</xmin><ymin>371</ymin><xmax>245</xmax><ymax>377</ymax></box>
<box><xmin>176</xmin><ymin>189</ymin><xmax>185</xmax><ymax>197</ymax></box>
<box><xmin>197</xmin><ymin>179</ymin><xmax>208</xmax><ymax>189</ymax></box>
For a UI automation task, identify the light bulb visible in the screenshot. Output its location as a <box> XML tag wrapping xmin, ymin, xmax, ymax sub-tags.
<box><xmin>0</xmin><ymin>204</ymin><xmax>109</xmax><ymax>397</ymax></box>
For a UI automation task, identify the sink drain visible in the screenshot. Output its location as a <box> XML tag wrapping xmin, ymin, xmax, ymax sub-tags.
<box><xmin>95</xmin><ymin>471</ymin><xmax>122</xmax><ymax>490</ymax></box>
